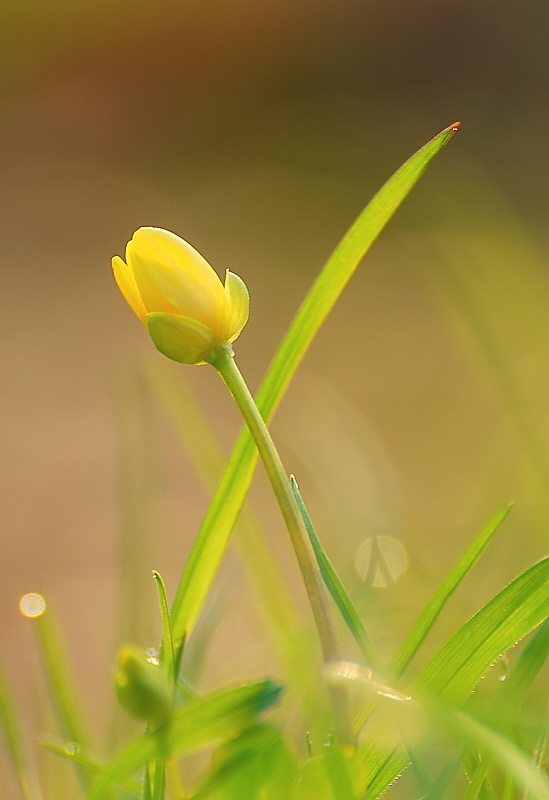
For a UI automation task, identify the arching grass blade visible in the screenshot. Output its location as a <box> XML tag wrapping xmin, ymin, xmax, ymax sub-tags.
<box><xmin>170</xmin><ymin>123</ymin><xmax>460</xmax><ymax>646</ymax></box>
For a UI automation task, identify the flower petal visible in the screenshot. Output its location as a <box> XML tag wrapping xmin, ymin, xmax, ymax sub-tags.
<box><xmin>146</xmin><ymin>312</ymin><xmax>217</xmax><ymax>364</ymax></box>
<box><xmin>112</xmin><ymin>256</ymin><xmax>148</xmax><ymax>325</ymax></box>
<box><xmin>128</xmin><ymin>228</ymin><xmax>226</xmax><ymax>325</ymax></box>
<box><xmin>224</xmin><ymin>270</ymin><xmax>250</xmax><ymax>343</ymax></box>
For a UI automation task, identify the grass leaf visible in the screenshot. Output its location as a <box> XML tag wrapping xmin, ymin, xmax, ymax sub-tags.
<box><xmin>391</xmin><ymin>504</ymin><xmax>513</xmax><ymax>678</ymax></box>
<box><xmin>152</xmin><ymin>571</ymin><xmax>175</xmax><ymax>683</ymax></box>
<box><xmin>416</xmin><ymin>555</ymin><xmax>549</xmax><ymax>702</ymax></box>
<box><xmin>30</xmin><ymin>604</ymin><xmax>94</xmax><ymax>790</ymax></box>
<box><xmin>87</xmin><ymin>679</ymin><xmax>282</xmax><ymax>800</ymax></box>
<box><xmin>0</xmin><ymin>665</ymin><xmax>41</xmax><ymax>800</ymax></box>
<box><xmin>290</xmin><ymin>475</ymin><xmax>379</xmax><ymax>668</ymax></box>
<box><xmin>296</xmin><ymin>745</ymin><xmax>367</xmax><ymax>799</ymax></box>
<box><xmin>40</xmin><ymin>740</ymin><xmax>142</xmax><ymax>794</ymax></box>
<box><xmin>170</xmin><ymin>122</ymin><xmax>460</xmax><ymax>645</ymax></box>
<box><xmin>363</xmin><ymin>556</ymin><xmax>549</xmax><ymax>797</ymax></box>
<box><xmin>451</xmin><ymin>709</ymin><xmax>549</xmax><ymax>800</ymax></box>
<box><xmin>496</xmin><ymin>616</ymin><xmax>549</xmax><ymax>708</ymax></box>
<box><xmin>191</xmin><ymin>724</ymin><xmax>298</xmax><ymax>799</ymax></box>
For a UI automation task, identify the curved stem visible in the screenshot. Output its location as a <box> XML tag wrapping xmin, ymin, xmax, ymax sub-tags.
<box><xmin>209</xmin><ymin>345</ymin><xmax>352</xmax><ymax>743</ymax></box>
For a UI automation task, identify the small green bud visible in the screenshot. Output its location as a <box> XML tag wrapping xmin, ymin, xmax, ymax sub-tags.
<box><xmin>113</xmin><ymin>643</ymin><xmax>173</xmax><ymax>726</ymax></box>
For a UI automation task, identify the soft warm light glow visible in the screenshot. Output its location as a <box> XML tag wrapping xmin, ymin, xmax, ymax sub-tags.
<box><xmin>19</xmin><ymin>593</ymin><xmax>46</xmax><ymax>618</ymax></box>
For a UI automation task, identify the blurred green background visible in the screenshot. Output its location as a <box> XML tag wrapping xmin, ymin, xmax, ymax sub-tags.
<box><xmin>1</xmin><ymin>0</ymin><xmax>548</xmax><ymax>773</ymax></box>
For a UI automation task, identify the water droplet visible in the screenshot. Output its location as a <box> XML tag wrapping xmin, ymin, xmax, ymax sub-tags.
<box><xmin>324</xmin><ymin>731</ymin><xmax>334</xmax><ymax>747</ymax></box>
<box><xmin>495</xmin><ymin>653</ymin><xmax>508</xmax><ymax>681</ymax></box>
<box><xmin>64</xmin><ymin>742</ymin><xmax>80</xmax><ymax>756</ymax></box>
<box><xmin>355</xmin><ymin>536</ymin><xmax>408</xmax><ymax>586</ymax></box>
<box><xmin>19</xmin><ymin>593</ymin><xmax>46</xmax><ymax>618</ymax></box>
<box><xmin>146</xmin><ymin>647</ymin><xmax>160</xmax><ymax>666</ymax></box>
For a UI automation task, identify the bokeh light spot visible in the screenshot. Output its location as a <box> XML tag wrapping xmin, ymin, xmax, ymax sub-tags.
<box><xmin>355</xmin><ymin>536</ymin><xmax>408</xmax><ymax>587</ymax></box>
<box><xmin>19</xmin><ymin>593</ymin><xmax>46</xmax><ymax>618</ymax></box>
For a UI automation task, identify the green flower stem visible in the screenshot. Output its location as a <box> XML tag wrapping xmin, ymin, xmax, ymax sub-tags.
<box><xmin>209</xmin><ymin>344</ymin><xmax>352</xmax><ymax>744</ymax></box>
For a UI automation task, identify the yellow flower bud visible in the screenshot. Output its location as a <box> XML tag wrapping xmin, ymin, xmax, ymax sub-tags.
<box><xmin>112</xmin><ymin>227</ymin><xmax>249</xmax><ymax>365</ymax></box>
<box><xmin>113</xmin><ymin>643</ymin><xmax>173</xmax><ymax>726</ymax></box>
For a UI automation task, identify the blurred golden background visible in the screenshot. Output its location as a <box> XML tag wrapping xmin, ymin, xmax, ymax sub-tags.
<box><xmin>1</xmin><ymin>0</ymin><xmax>549</xmax><ymax>781</ymax></box>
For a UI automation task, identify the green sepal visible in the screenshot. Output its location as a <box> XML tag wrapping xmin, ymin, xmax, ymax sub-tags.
<box><xmin>146</xmin><ymin>312</ymin><xmax>215</xmax><ymax>364</ymax></box>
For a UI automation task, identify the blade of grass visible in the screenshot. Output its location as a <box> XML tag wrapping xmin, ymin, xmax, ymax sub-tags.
<box><xmin>30</xmin><ymin>603</ymin><xmax>94</xmax><ymax>791</ymax></box>
<box><xmin>112</xmin><ymin>371</ymin><xmax>159</xmax><ymax>646</ymax></box>
<box><xmin>531</xmin><ymin>721</ymin><xmax>549</xmax><ymax>794</ymax></box>
<box><xmin>151</xmin><ymin>571</ymin><xmax>174</xmax><ymax>800</ymax></box>
<box><xmin>151</xmin><ymin>758</ymin><xmax>166</xmax><ymax>800</ymax></box>
<box><xmin>191</xmin><ymin>724</ymin><xmax>298</xmax><ymax>800</ymax></box>
<box><xmin>485</xmin><ymin>623</ymin><xmax>549</xmax><ymax>791</ymax></box>
<box><xmin>170</xmin><ymin>122</ymin><xmax>460</xmax><ymax>645</ymax></box>
<box><xmin>152</xmin><ymin>571</ymin><xmax>175</xmax><ymax>684</ymax></box>
<box><xmin>450</xmin><ymin>709</ymin><xmax>549</xmax><ymax>800</ymax></box>
<box><xmin>423</xmin><ymin>235</ymin><xmax>549</xmax><ymax>543</ymax></box>
<box><xmin>363</xmin><ymin>556</ymin><xmax>549</xmax><ymax>797</ymax></box>
<box><xmin>463</xmin><ymin>749</ymin><xmax>501</xmax><ymax>800</ymax></box>
<box><xmin>180</xmin><ymin>569</ymin><xmax>239</xmax><ymax>689</ymax></box>
<box><xmin>464</xmin><ymin>758</ymin><xmax>489</xmax><ymax>800</ymax></box>
<box><xmin>297</xmin><ymin>744</ymin><xmax>367</xmax><ymax>799</ymax></box>
<box><xmin>39</xmin><ymin>741</ymin><xmax>141</xmax><ymax>793</ymax></box>
<box><xmin>142</xmin><ymin>767</ymin><xmax>152</xmax><ymax>800</ymax></box>
<box><xmin>496</xmin><ymin>616</ymin><xmax>549</xmax><ymax>709</ymax></box>
<box><xmin>416</xmin><ymin>556</ymin><xmax>549</xmax><ymax>702</ymax></box>
<box><xmin>290</xmin><ymin>475</ymin><xmax>379</xmax><ymax>669</ymax></box>
<box><xmin>419</xmin><ymin>751</ymin><xmax>465</xmax><ymax>800</ymax></box>
<box><xmin>87</xmin><ymin>679</ymin><xmax>282</xmax><ymax>800</ymax></box>
<box><xmin>0</xmin><ymin>665</ymin><xmax>42</xmax><ymax>800</ymax></box>
<box><xmin>391</xmin><ymin>504</ymin><xmax>513</xmax><ymax>678</ymax></box>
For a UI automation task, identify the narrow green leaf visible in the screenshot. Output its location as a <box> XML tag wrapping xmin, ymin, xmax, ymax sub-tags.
<box><xmin>391</xmin><ymin>504</ymin><xmax>513</xmax><ymax>678</ymax></box>
<box><xmin>152</xmin><ymin>571</ymin><xmax>175</xmax><ymax>683</ymax></box>
<box><xmin>451</xmin><ymin>709</ymin><xmax>549</xmax><ymax>800</ymax></box>
<box><xmin>151</xmin><ymin>757</ymin><xmax>166</xmax><ymax>800</ymax></box>
<box><xmin>30</xmin><ymin>603</ymin><xmax>94</xmax><ymax>790</ymax></box>
<box><xmin>142</xmin><ymin>766</ymin><xmax>153</xmax><ymax>800</ymax></box>
<box><xmin>463</xmin><ymin>763</ymin><xmax>486</xmax><ymax>800</ymax></box>
<box><xmin>0</xmin><ymin>665</ymin><xmax>41</xmax><ymax>800</ymax></box>
<box><xmin>112</xmin><ymin>370</ymin><xmax>160</xmax><ymax>647</ymax></box>
<box><xmin>192</xmin><ymin>724</ymin><xmax>298</xmax><ymax>800</ymax></box>
<box><xmin>40</xmin><ymin>740</ymin><xmax>141</xmax><ymax>793</ymax></box>
<box><xmin>290</xmin><ymin>475</ymin><xmax>378</xmax><ymax>668</ymax></box>
<box><xmin>297</xmin><ymin>745</ymin><xmax>366</xmax><ymax>799</ymax></box>
<box><xmin>416</xmin><ymin>556</ymin><xmax>549</xmax><ymax>703</ymax></box>
<box><xmin>462</xmin><ymin>750</ymin><xmax>500</xmax><ymax>800</ymax></box>
<box><xmin>496</xmin><ymin>616</ymin><xmax>549</xmax><ymax>708</ymax></box>
<box><xmin>87</xmin><ymin>679</ymin><xmax>282</xmax><ymax>800</ymax></box>
<box><xmin>40</xmin><ymin>741</ymin><xmax>100</xmax><ymax>773</ymax></box>
<box><xmin>419</xmin><ymin>751</ymin><xmax>465</xmax><ymax>799</ymax></box>
<box><xmin>363</xmin><ymin>557</ymin><xmax>549</xmax><ymax>797</ymax></box>
<box><xmin>170</xmin><ymin>122</ymin><xmax>460</xmax><ymax>644</ymax></box>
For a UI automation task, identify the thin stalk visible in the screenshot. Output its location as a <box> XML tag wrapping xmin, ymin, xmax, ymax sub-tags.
<box><xmin>208</xmin><ymin>344</ymin><xmax>352</xmax><ymax>744</ymax></box>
